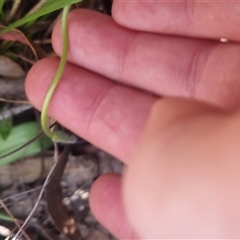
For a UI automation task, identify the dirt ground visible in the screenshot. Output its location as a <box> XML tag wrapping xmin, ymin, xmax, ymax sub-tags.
<box><xmin>0</xmin><ymin>138</ymin><xmax>122</xmax><ymax>239</ymax></box>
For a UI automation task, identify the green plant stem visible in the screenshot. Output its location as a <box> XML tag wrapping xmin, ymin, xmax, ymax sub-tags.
<box><xmin>41</xmin><ymin>5</ymin><xmax>75</xmax><ymax>143</ymax></box>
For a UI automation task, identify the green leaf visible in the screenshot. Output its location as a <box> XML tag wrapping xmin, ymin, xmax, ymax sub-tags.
<box><xmin>0</xmin><ymin>0</ymin><xmax>4</xmax><ymax>20</ymax></box>
<box><xmin>0</xmin><ymin>116</ymin><xmax>13</xmax><ymax>140</ymax></box>
<box><xmin>0</xmin><ymin>0</ymin><xmax>81</xmax><ymax>36</ymax></box>
<box><xmin>0</xmin><ymin>213</ymin><xmax>14</xmax><ymax>222</ymax></box>
<box><xmin>0</xmin><ymin>122</ymin><xmax>53</xmax><ymax>168</ymax></box>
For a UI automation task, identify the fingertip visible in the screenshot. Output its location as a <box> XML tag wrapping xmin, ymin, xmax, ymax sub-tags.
<box><xmin>51</xmin><ymin>15</ymin><xmax>61</xmax><ymax>56</ymax></box>
<box><xmin>52</xmin><ymin>9</ymin><xmax>80</xmax><ymax>57</ymax></box>
<box><xmin>52</xmin><ymin>9</ymin><xmax>96</xmax><ymax>58</ymax></box>
<box><xmin>52</xmin><ymin>9</ymin><xmax>81</xmax><ymax>56</ymax></box>
<box><xmin>89</xmin><ymin>173</ymin><xmax>132</xmax><ymax>239</ymax></box>
<box><xmin>112</xmin><ymin>0</ymin><xmax>128</xmax><ymax>26</ymax></box>
<box><xmin>25</xmin><ymin>58</ymin><xmax>59</xmax><ymax>110</ymax></box>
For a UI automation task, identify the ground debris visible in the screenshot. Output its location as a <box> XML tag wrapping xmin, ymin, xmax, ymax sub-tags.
<box><xmin>0</xmin><ymin>143</ymin><xmax>120</xmax><ymax>240</ymax></box>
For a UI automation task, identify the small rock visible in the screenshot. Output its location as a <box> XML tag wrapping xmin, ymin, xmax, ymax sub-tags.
<box><xmin>64</xmin><ymin>154</ymin><xmax>98</xmax><ymax>193</ymax></box>
<box><xmin>86</xmin><ymin>229</ymin><xmax>111</xmax><ymax>240</ymax></box>
<box><xmin>0</xmin><ymin>165</ymin><xmax>12</xmax><ymax>188</ymax></box>
<box><xmin>98</xmin><ymin>151</ymin><xmax>123</xmax><ymax>175</ymax></box>
<box><xmin>12</xmin><ymin>156</ymin><xmax>53</xmax><ymax>184</ymax></box>
<box><xmin>0</xmin><ymin>156</ymin><xmax>53</xmax><ymax>188</ymax></box>
<box><xmin>84</xmin><ymin>212</ymin><xmax>97</xmax><ymax>225</ymax></box>
<box><xmin>9</xmin><ymin>199</ymin><xmax>33</xmax><ymax>219</ymax></box>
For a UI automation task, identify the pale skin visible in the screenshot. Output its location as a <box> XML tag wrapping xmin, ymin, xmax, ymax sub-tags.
<box><xmin>26</xmin><ymin>1</ymin><xmax>240</xmax><ymax>238</ymax></box>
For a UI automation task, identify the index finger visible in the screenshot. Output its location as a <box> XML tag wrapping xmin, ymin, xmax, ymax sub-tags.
<box><xmin>113</xmin><ymin>1</ymin><xmax>240</xmax><ymax>42</ymax></box>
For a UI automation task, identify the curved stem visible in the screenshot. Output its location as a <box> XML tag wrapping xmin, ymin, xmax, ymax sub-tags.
<box><xmin>41</xmin><ymin>5</ymin><xmax>74</xmax><ymax>143</ymax></box>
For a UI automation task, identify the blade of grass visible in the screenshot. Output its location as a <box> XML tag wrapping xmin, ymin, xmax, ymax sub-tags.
<box><xmin>0</xmin><ymin>0</ymin><xmax>81</xmax><ymax>36</ymax></box>
<box><xmin>25</xmin><ymin>0</ymin><xmax>47</xmax><ymax>16</ymax></box>
<box><xmin>23</xmin><ymin>0</ymin><xmax>54</xmax><ymax>29</ymax></box>
<box><xmin>0</xmin><ymin>213</ymin><xmax>15</xmax><ymax>222</ymax></box>
<box><xmin>0</xmin><ymin>0</ymin><xmax>4</xmax><ymax>20</ymax></box>
<box><xmin>0</xmin><ymin>41</ymin><xmax>15</xmax><ymax>55</ymax></box>
<box><xmin>7</xmin><ymin>0</ymin><xmax>22</xmax><ymax>23</ymax></box>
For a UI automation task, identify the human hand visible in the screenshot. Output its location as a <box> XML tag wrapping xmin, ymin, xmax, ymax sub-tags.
<box><xmin>26</xmin><ymin>2</ymin><xmax>240</xmax><ymax>238</ymax></box>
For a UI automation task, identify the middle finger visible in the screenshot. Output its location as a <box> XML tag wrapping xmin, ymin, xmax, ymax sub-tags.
<box><xmin>52</xmin><ymin>10</ymin><xmax>240</xmax><ymax>110</ymax></box>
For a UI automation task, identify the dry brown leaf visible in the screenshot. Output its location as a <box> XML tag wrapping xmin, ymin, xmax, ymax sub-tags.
<box><xmin>0</xmin><ymin>56</ymin><xmax>25</xmax><ymax>78</ymax></box>
<box><xmin>0</xmin><ymin>26</ymin><xmax>46</xmax><ymax>60</ymax></box>
<box><xmin>46</xmin><ymin>146</ymin><xmax>82</xmax><ymax>240</ymax></box>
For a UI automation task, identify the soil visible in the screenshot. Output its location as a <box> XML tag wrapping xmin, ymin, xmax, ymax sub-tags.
<box><xmin>0</xmin><ymin>140</ymin><xmax>122</xmax><ymax>240</ymax></box>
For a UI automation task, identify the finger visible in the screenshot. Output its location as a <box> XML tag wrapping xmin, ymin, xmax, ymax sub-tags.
<box><xmin>113</xmin><ymin>1</ymin><xmax>240</xmax><ymax>42</ymax></box>
<box><xmin>89</xmin><ymin>173</ymin><xmax>133</xmax><ymax>239</ymax></box>
<box><xmin>25</xmin><ymin>58</ymin><xmax>156</xmax><ymax>162</ymax></box>
<box><xmin>52</xmin><ymin>10</ymin><xmax>240</xmax><ymax>110</ymax></box>
<box><xmin>124</xmin><ymin>98</ymin><xmax>240</xmax><ymax>238</ymax></box>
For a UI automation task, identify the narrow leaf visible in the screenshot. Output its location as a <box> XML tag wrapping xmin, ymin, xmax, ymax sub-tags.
<box><xmin>0</xmin><ymin>0</ymin><xmax>4</xmax><ymax>20</ymax></box>
<box><xmin>0</xmin><ymin>213</ymin><xmax>14</xmax><ymax>222</ymax></box>
<box><xmin>0</xmin><ymin>26</ymin><xmax>46</xmax><ymax>59</ymax></box>
<box><xmin>0</xmin><ymin>0</ymin><xmax>81</xmax><ymax>36</ymax></box>
<box><xmin>0</xmin><ymin>116</ymin><xmax>13</xmax><ymax>140</ymax></box>
<box><xmin>0</xmin><ymin>122</ymin><xmax>53</xmax><ymax>167</ymax></box>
